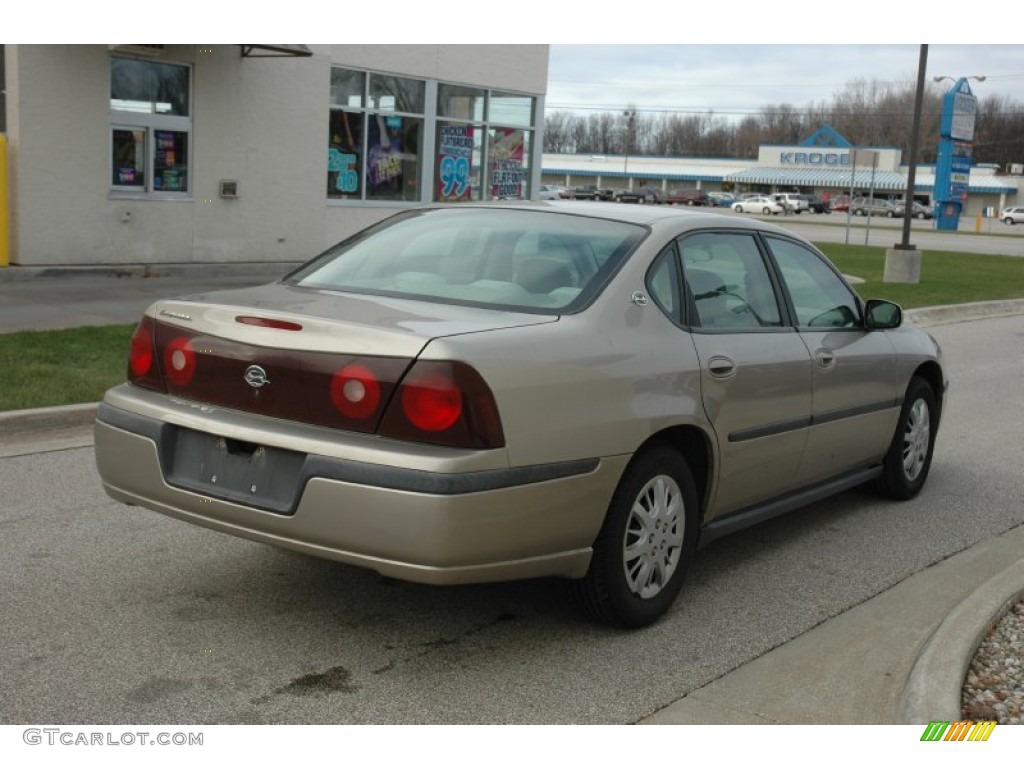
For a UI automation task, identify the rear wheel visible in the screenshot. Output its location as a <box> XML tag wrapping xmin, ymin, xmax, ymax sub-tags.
<box><xmin>876</xmin><ymin>377</ymin><xmax>937</xmax><ymax>500</ymax></box>
<box><xmin>573</xmin><ymin>446</ymin><xmax>698</xmax><ymax>628</ymax></box>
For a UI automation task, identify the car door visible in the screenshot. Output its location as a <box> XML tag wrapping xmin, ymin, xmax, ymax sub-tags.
<box><xmin>762</xmin><ymin>235</ymin><xmax>903</xmax><ymax>486</ymax></box>
<box><xmin>678</xmin><ymin>231</ymin><xmax>814</xmax><ymax>519</ymax></box>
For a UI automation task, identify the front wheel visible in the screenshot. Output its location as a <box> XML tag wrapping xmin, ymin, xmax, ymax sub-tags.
<box><xmin>763</xmin><ymin>207</ymin><xmax>772</xmax><ymax>215</ymax></box>
<box><xmin>876</xmin><ymin>377</ymin><xmax>938</xmax><ymax>500</ymax></box>
<box><xmin>573</xmin><ymin>446</ymin><xmax>699</xmax><ymax>628</ymax></box>
<box><xmin>1006</xmin><ymin>217</ymin><xmax>1016</xmax><ymax>225</ymax></box>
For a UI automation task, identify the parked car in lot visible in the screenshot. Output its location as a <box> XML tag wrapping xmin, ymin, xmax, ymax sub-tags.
<box><xmin>538</xmin><ymin>184</ymin><xmax>564</xmax><ymax>201</ymax></box>
<box><xmin>563</xmin><ymin>185</ymin><xmax>614</xmax><ymax>201</ymax></box>
<box><xmin>802</xmin><ymin>195</ymin><xmax>831</xmax><ymax>214</ymax></box>
<box><xmin>852</xmin><ymin>198</ymin><xmax>899</xmax><ymax>217</ymax></box>
<box><xmin>707</xmin><ymin>192</ymin><xmax>736</xmax><ymax>208</ymax></box>
<box><xmin>1000</xmin><ymin>206</ymin><xmax>1024</xmax><ymax>225</ymax></box>
<box><xmin>893</xmin><ymin>201</ymin><xmax>934</xmax><ymax>220</ymax></box>
<box><xmin>664</xmin><ymin>188</ymin><xmax>709</xmax><ymax>206</ymax></box>
<box><xmin>614</xmin><ymin>187</ymin><xmax>664</xmax><ymax>204</ymax></box>
<box><xmin>732</xmin><ymin>196</ymin><xmax>783</xmax><ymax>215</ymax></box>
<box><xmin>774</xmin><ymin>193</ymin><xmax>809</xmax><ymax>214</ymax></box>
<box><xmin>95</xmin><ymin>203</ymin><xmax>946</xmax><ymax>628</ymax></box>
<box><xmin>828</xmin><ymin>195</ymin><xmax>851</xmax><ymax>213</ymax></box>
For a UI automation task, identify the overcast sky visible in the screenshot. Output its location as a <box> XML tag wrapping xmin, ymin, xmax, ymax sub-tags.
<box><xmin>546</xmin><ymin>44</ymin><xmax>1024</xmax><ymax>118</ymax></box>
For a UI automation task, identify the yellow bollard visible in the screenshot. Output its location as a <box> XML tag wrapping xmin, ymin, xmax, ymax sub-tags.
<box><xmin>0</xmin><ymin>134</ymin><xmax>8</xmax><ymax>267</ymax></box>
<box><xmin>976</xmin><ymin>213</ymin><xmax>983</xmax><ymax>233</ymax></box>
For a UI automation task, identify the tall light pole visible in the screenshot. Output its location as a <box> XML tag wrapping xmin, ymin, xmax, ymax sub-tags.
<box><xmin>623</xmin><ymin>109</ymin><xmax>636</xmax><ymax>185</ymax></box>
<box><xmin>884</xmin><ymin>44</ymin><xmax>928</xmax><ymax>283</ymax></box>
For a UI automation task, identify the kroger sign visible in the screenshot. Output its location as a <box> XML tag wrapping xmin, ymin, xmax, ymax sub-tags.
<box><xmin>780</xmin><ymin>152</ymin><xmax>851</xmax><ymax>166</ymax></box>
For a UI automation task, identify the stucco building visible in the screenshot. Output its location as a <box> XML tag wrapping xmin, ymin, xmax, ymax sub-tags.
<box><xmin>1</xmin><ymin>44</ymin><xmax>548</xmax><ymax>267</ymax></box>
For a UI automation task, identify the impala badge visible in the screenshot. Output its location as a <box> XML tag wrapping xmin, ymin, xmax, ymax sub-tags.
<box><xmin>244</xmin><ymin>365</ymin><xmax>270</xmax><ymax>389</ymax></box>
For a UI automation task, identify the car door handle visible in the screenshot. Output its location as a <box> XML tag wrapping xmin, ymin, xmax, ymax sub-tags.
<box><xmin>707</xmin><ymin>355</ymin><xmax>737</xmax><ymax>379</ymax></box>
<box><xmin>815</xmin><ymin>349</ymin><xmax>836</xmax><ymax>369</ymax></box>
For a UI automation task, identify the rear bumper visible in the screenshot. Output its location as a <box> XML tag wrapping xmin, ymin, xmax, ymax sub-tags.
<box><xmin>94</xmin><ymin>396</ymin><xmax>626</xmax><ymax>585</ymax></box>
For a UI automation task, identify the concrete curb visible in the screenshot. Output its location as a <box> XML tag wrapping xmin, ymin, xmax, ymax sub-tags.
<box><xmin>906</xmin><ymin>299</ymin><xmax>1024</xmax><ymax>327</ymax></box>
<box><xmin>0</xmin><ymin>262</ymin><xmax>301</xmax><ymax>283</ymax></box>
<box><xmin>0</xmin><ymin>403</ymin><xmax>98</xmax><ymax>436</ymax></box>
<box><xmin>900</xmin><ymin>558</ymin><xmax>1024</xmax><ymax>723</ymax></box>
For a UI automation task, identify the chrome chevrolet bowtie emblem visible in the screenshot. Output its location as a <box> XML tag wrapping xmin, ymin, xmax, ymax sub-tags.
<box><xmin>243</xmin><ymin>365</ymin><xmax>270</xmax><ymax>389</ymax></box>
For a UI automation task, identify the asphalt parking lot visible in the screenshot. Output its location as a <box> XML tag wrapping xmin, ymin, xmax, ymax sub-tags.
<box><xmin>2</xmin><ymin>314</ymin><xmax>1022</xmax><ymax>724</ymax></box>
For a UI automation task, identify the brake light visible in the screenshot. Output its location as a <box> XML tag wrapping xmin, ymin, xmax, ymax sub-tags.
<box><xmin>163</xmin><ymin>336</ymin><xmax>197</xmax><ymax>387</ymax></box>
<box><xmin>127</xmin><ymin>317</ymin><xmax>164</xmax><ymax>391</ymax></box>
<box><xmin>330</xmin><ymin>363</ymin><xmax>382</xmax><ymax>420</ymax></box>
<box><xmin>379</xmin><ymin>361</ymin><xmax>505</xmax><ymax>449</ymax></box>
<box><xmin>235</xmin><ymin>316</ymin><xmax>303</xmax><ymax>331</ymax></box>
<box><xmin>401</xmin><ymin>371</ymin><xmax>462</xmax><ymax>432</ymax></box>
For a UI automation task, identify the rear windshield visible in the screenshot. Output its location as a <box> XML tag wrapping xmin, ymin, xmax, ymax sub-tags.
<box><xmin>285</xmin><ymin>207</ymin><xmax>646</xmax><ymax>313</ymax></box>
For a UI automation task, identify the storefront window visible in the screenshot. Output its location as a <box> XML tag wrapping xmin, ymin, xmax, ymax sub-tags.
<box><xmin>111</xmin><ymin>128</ymin><xmax>146</xmax><ymax>188</ymax></box>
<box><xmin>328</xmin><ymin>67</ymin><xmax>424</xmax><ymax>202</ymax></box>
<box><xmin>110</xmin><ymin>57</ymin><xmax>189</xmax><ymax>116</ymax></box>
<box><xmin>437</xmin><ymin>122</ymin><xmax>482</xmax><ymax>202</ymax></box>
<box><xmin>109</xmin><ymin>57</ymin><xmax>190</xmax><ymax>196</ymax></box>
<box><xmin>438</xmin><ymin>84</ymin><xmax>485</xmax><ymax>121</ymax></box>
<box><xmin>328</xmin><ymin>68</ymin><xmax>539</xmax><ymax>206</ymax></box>
<box><xmin>489</xmin><ymin>92</ymin><xmax>533</xmax><ymax>127</ymax></box>
<box><xmin>153</xmin><ymin>130</ymin><xmax>188</xmax><ymax>192</ymax></box>
<box><xmin>370</xmin><ymin>74</ymin><xmax>424</xmax><ymax>113</ymax></box>
<box><xmin>330</xmin><ymin>68</ymin><xmax>365</xmax><ymax>108</ymax></box>
<box><xmin>489</xmin><ymin>128</ymin><xmax>529</xmax><ymax>200</ymax></box>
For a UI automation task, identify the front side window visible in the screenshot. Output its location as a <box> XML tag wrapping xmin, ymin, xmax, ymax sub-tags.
<box><xmin>765</xmin><ymin>237</ymin><xmax>861</xmax><ymax>328</ymax></box>
<box><xmin>110</xmin><ymin>57</ymin><xmax>191</xmax><ymax>195</ymax></box>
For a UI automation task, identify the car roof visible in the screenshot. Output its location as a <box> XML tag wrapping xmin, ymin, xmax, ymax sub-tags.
<box><xmin>427</xmin><ymin>200</ymin><xmax>797</xmax><ymax>237</ymax></box>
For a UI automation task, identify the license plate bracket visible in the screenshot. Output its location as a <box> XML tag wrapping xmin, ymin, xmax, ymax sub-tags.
<box><xmin>163</xmin><ymin>427</ymin><xmax>306</xmax><ymax>515</ymax></box>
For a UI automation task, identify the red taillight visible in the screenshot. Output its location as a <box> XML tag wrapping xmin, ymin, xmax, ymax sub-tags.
<box><xmin>127</xmin><ymin>317</ymin><xmax>164</xmax><ymax>391</ymax></box>
<box><xmin>379</xmin><ymin>361</ymin><xmax>505</xmax><ymax>449</ymax></box>
<box><xmin>330</xmin><ymin>363</ymin><xmax>382</xmax><ymax>420</ymax></box>
<box><xmin>163</xmin><ymin>336</ymin><xmax>197</xmax><ymax>387</ymax></box>
<box><xmin>400</xmin><ymin>371</ymin><xmax>462</xmax><ymax>432</ymax></box>
<box><xmin>129</xmin><ymin>322</ymin><xmax>154</xmax><ymax>377</ymax></box>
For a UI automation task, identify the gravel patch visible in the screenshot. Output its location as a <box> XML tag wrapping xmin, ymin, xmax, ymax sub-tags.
<box><xmin>962</xmin><ymin>600</ymin><xmax>1024</xmax><ymax>723</ymax></box>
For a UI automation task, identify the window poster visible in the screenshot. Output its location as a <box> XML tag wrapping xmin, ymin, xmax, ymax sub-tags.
<box><xmin>328</xmin><ymin>111</ymin><xmax>360</xmax><ymax>196</ymax></box>
<box><xmin>367</xmin><ymin>114</ymin><xmax>417</xmax><ymax>200</ymax></box>
<box><xmin>489</xmin><ymin>128</ymin><xmax>524</xmax><ymax>200</ymax></box>
<box><xmin>153</xmin><ymin>130</ymin><xmax>186</xmax><ymax>192</ymax></box>
<box><xmin>438</xmin><ymin>124</ymin><xmax>474</xmax><ymax>201</ymax></box>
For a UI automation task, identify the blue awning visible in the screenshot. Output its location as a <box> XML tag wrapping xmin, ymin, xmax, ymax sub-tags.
<box><xmin>725</xmin><ymin>167</ymin><xmax>908</xmax><ymax>190</ymax></box>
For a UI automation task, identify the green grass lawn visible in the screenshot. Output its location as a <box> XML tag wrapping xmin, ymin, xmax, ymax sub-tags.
<box><xmin>0</xmin><ymin>324</ymin><xmax>135</xmax><ymax>412</ymax></box>
<box><xmin>1</xmin><ymin>243</ymin><xmax>1023</xmax><ymax>412</ymax></box>
<box><xmin>818</xmin><ymin>244</ymin><xmax>1024</xmax><ymax>309</ymax></box>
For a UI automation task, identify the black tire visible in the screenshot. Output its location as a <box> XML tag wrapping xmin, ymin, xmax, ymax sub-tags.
<box><xmin>876</xmin><ymin>377</ymin><xmax>938</xmax><ymax>500</ymax></box>
<box><xmin>916</xmin><ymin>212</ymin><xmax>926</xmax><ymax>220</ymax></box>
<box><xmin>573</xmin><ymin>445</ymin><xmax>699</xmax><ymax>628</ymax></box>
<box><xmin>763</xmin><ymin>207</ymin><xmax>771</xmax><ymax>215</ymax></box>
<box><xmin>1005</xmin><ymin>217</ymin><xmax>1015</xmax><ymax>225</ymax></box>
<box><xmin>886</xmin><ymin>211</ymin><xmax>894</xmax><ymax>218</ymax></box>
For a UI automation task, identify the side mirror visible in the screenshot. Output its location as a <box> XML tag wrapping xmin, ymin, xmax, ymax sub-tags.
<box><xmin>864</xmin><ymin>299</ymin><xmax>903</xmax><ymax>330</ymax></box>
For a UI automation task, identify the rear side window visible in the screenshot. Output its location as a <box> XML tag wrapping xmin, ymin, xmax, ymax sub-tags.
<box><xmin>680</xmin><ymin>232</ymin><xmax>783</xmax><ymax>330</ymax></box>
<box><xmin>286</xmin><ymin>208</ymin><xmax>646</xmax><ymax>313</ymax></box>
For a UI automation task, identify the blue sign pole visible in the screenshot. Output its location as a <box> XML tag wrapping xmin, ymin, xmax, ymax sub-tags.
<box><xmin>934</xmin><ymin>78</ymin><xmax>978</xmax><ymax>231</ymax></box>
